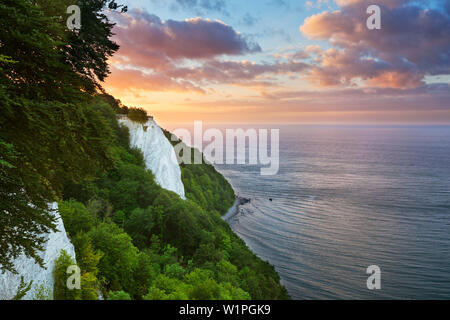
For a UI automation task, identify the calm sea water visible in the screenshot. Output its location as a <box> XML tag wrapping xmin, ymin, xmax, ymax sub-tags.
<box><xmin>213</xmin><ymin>125</ymin><xmax>450</xmax><ymax>299</ymax></box>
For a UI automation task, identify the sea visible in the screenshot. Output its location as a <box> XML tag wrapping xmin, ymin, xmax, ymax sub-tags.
<box><xmin>211</xmin><ymin>125</ymin><xmax>450</xmax><ymax>299</ymax></box>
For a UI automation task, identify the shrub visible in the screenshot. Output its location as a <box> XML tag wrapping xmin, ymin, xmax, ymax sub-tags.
<box><xmin>53</xmin><ymin>250</ymin><xmax>81</xmax><ymax>300</ymax></box>
<box><xmin>127</xmin><ymin>107</ymin><xmax>148</xmax><ymax>124</ymax></box>
<box><xmin>107</xmin><ymin>291</ymin><xmax>131</xmax><ymax>300</ymax></box>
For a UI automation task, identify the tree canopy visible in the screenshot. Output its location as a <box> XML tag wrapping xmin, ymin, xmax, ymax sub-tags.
<box><xmin>0</xmin><ymin>0</ymin><xmax>289</xmax><ymax>301</ymax></box>
<box><xmin>0</xmin><ymin>0</ymin><xmax>124</xmax><ymax>272</ymax></box>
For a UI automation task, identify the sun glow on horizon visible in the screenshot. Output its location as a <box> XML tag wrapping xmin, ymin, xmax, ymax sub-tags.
<box><xmin>105</xmin><ymin>0</ymin><xmax>450</xmax><ymax>125</ymax></box>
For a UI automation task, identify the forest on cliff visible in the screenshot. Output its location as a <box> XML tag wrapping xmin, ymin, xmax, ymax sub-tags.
<box><xmin>0</xmin><ymin>0</ymin><xmax>288</xmax><ymax>300</ymax></box>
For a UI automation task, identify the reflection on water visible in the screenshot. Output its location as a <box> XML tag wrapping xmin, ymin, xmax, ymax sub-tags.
<box><xmin>215</xmin><ymin>125</ymin><xmax>450</xmax><ymax>299</ymax></box>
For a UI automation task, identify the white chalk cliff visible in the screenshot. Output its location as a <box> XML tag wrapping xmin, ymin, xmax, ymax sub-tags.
<box><xmin>0</xmin><ymin>203</ymin><xmax>76</xmax><ymax>300</ymax></box>
<box><xmin>0</xmin><ymin>116</ymin><xmax>184</xmax><ymax>300</ymax></box>
<box><xmin>118</xmin><ymin>117</ymin><xmax>186</xmax><ymax>199</ymax></box>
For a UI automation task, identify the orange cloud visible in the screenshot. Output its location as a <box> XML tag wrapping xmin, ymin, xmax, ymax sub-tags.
<box><xmin>299</xmin><ymin>0</ymin><xmax>450</xmax><ymax>89</ymax></box>
<box><xmin>367</xmin><ymin>71</ymin><xmax>424</xmax><ymax>89</ymax></box>
<box><xmin>105</xmin><ymin>66</ymin><xmax>205</xmax><ymax>93</ymax></box>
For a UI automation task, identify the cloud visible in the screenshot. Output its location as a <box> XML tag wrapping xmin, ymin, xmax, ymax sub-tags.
<box><xmin>300</xmin><ymin>0</ymin><xmax>450</xmax><ymax>89</ymax></box>
<box><xmin>261</xmin><ymin>83</ymin><xmax>450</xmax><ymax>109</ymax></box>
<box><xmin>165</xmin><ymin>59</ymin><xmax>310</xmax><ymax>84</ymax></box>
<box><xmin>333</xmin><ymin>0</ymin><xmax>409</xmax><ymax>7</ymax></box>
<box><xmin>113</xmin><ymin>10</ymin><xmax>261</xmax><ymax>62</ymax></box>
<box><xmin>105</xmin><ymin>0</ymin><xmax>449</xmax><ymax>115</ymax></box>
<box><xmin>182</xmin><ymin>83</ymin><xmax>450</xmax><ymax>116</ymax></box>
<box><xmin>445</xmin><ymin>0</ymin><xmax>450</xmax><ymax>15</ymax></box>
<box><xmin>106</xmin><ymin>9</ymin><xmax>311</xmax><ymax>92</ymax></box>
<box><xmin>106</xmin><ymin>58</ymin><xmax>310</xmax><ymax>92</ymax></box>
<box><xmin>105</xmin><ymin>66</ymin><xmax>205</xmax><ymax>93</ymax></box>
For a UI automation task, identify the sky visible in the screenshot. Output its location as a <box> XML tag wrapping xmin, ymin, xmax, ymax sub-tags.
<box><xmin>103</xmin><ymin>0</ymin><xmax>450</xmax><ymax>126</ymax></box>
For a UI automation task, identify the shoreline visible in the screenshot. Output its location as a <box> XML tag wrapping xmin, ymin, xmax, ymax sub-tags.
<box><xmin>222</xmin><ymin>196</ymin><xmax>250</xmax><ymax>221</ymax></box>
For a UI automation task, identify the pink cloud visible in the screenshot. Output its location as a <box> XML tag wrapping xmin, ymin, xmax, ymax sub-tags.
<box><xmin>113</xmin><ymin>10</ymin><xmax>260</xmax><ymax>62</ymax></box>
<box><xmin>106</xmin><ymin>9</ymin><xmax>311</xmax><ymax>92</ymax></box>
<box><xmin>300</xmin><ymin>0</ymin><xmax>450</xmax><ymax>89</ymax></box>
<box><xmin>105</xmin><ymin>66</ymin><xmax>205</xmax><ymax>93</ymax></box>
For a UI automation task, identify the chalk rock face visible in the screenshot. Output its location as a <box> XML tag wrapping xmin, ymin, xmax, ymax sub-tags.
<box><xmin>118</xmin><ymin>117</ymin><xmax>186</xmax><ymax>199</ymax></box>
<box><xmin>0</xmin><ymin>203</ymin><xmax>76</xmax><ymax>300</ymax></box>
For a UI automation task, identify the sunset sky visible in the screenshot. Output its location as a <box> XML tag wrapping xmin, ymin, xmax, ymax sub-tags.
<box><xmin>104</xmin><ymin>0</ymin><xmax>450</xmax><ymax>126</ymax></box>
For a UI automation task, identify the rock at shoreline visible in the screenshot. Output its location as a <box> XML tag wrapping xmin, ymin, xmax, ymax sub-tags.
<box><xmin>238</xmin><ymin>197</ymin><xmax>250</xmax><ymax>205</ymax></box>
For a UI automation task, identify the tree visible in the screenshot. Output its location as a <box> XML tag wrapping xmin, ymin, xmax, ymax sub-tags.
<box><xmin>33</xmin><ymin>0</ymin><xmax>127</xmax><ymax>92</ymax></box>
<box><xmin>124</xmin><ymin>206</ymin><xmax>157</xmax><ymax>249</ymax></box>
<box><xmin>0</xmin><ymin>140</ymin><xmax>56</xmax><ymax>273</ymax></box>
<box><xmin>100</xmin><ymin>93</ymin><xmax>129</xmax><ymax>114</ymax></box>
<box><xmin>59</xmin><ymin>201</ymin><xmax>95</xmax><ymax>236</ymax></box>
<box><xmin>63</xmin><ymin>0</ymin><xmax>127</xmax><ymax>91</ymax></box>
<box><xmin>12</xmin><ymin>276</ymin><xmax>33</xmax><ymax>300</ymax></box>
<box><xmin>71</xmin><ymin>233</ymin><xmax>103</xmax><ymax>275</ymax></box>
<box><xmin>164</xmin><ymin>263</ymin><xmax>185</xmax><ymax>280</ymax></box>
<box><xmin>194</xmin><ymin>243</ymin><xmax>223</xmax><ymax>267</ymax></box>
<box><xmin>0</xmin><ymin>0</ymin><xmax>291</xmax><ymax>302</ymax></box>
<box><xmin>80</xmin><ymin>272</ymin><xmax>99</xmax><ymax>300</ymax></box>
<box><xmin>131</xmin><ymin>252</ymin><xmax>158</xmax><ymax>299</ymax></box>
<box><xmin>127</xmin><ymin>107</ymin><xmax>148</xmax><ymax>124</ymax></box>
<box><xmin>34</xmin><ymin>284</ymin><xmax>52</xmax><ymax>300</ymax></box>
<box><xmin>88</xmin><ymin>223</ymin><xmax>139</xmax><ymax>293</ymax></box>
<box><xmin>184</xmin><ymin>269</ymin><xmax>221</xmax><ymax>300</ymax></box>
<box><xmin>53</xmin><ymin>250</ymin><xmax>81</xmax><ymax>300</ymax></box>
<box><xmin>0</xmin><ymin>0</ymin><xmax>123</xmax><ymax>272</ymax></box>
<box><xmin>107</xmin><ymin>291</ymin><xmax>131</xmax><ymax>300</ymax></box>
<box><xmin>71</xmin><ymin>233</ymin><xmax>103</xmax><ymax>299</ymax></box>
<box><xmin>145</xmin><ymin>274</ymin><xmax>191</xmax><ymax>300</ymax></box>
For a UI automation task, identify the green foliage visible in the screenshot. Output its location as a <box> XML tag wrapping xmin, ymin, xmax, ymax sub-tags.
<box><xmin>163</xmin><ymin>130</ymin><xmax>235</xmax><ymax>215</ymax></box>
<box><xmin>100</xmin><ymin>94</ymin><xmax>129</xmax><ymax>114</ymax></box>
<box><xmin>53</xmin><ymin>250</ymin><xmax>81</xmax><ymax>300</ymax></box>
<box><xmin>80</xmin><ymin>272</ymin><xmax>99</xmax><ymax>300</ymax></box>
<box><xmin>72</xmin><ymin>233</ymin><xmax>103</xmax><ymax>275</ymax></box>
<box><xmin>34</xmin><ymin>0</ymin><xmax>127</xmax><ymax>91</ymax></box>
<box><xmin>88</xmin><ymin>223</ymin><xmax>139</xmax><ymax>293</ymax></box>
<box><xmin>1</xmin><ymin>0</ymin><xmax>81</xmax><ymax>99</ymax></box>
<box><xmin>71</xmin><ymin>232</ymin><xmax>102</xmax><ymax>299</ymax></box>
<box><xmin>216</xmin><ymin>259</ymin><xmax>239</xmax><ymax>286</ymax></box>
<box><xmin>65</xmin><ymin>0</ymin><xmax>127</xmax><ymax>88</ymax></box>
<box><xmin>131</xmin><ymin>252</ymin><xmax>158</xmax><ymax>298</ymax></box>
<box><xmin>127</xmin><ymin>107</ymin><xmax>149</xmax><ymax>124</ymax></box>
<box><xmin>143</xmin><ymin>287</ymin><xmax>170</xmax><ymax>300</ymax></box>
<box><xmin>34</xmin><ymin>283</ymin><xmax>52</xmax><ymax>300</ymax></box>
<box><xmin>164</xmin><ymin>263</ymin><xmax>185</xmax><ymax>280</ymax></box>
<box><xmin>12</xmin><ymin>276</ymin><xmax>33</xmax><ymax>300</ymax></box>
<box><xmin>153</xmin><ymin>192</ymin><xmax>208</xmax><ymax>256</ymax></box>
<box><xmin>58</xmin><ymin>109</ymin><xmax>289</xmax><ymax>300</ymax></box>
<box><xmin>144</xmin><ymin>274</ymin><xmax>190</xmax><ymax>300</ymax></box>
<box><xmin>96</xmin><ymin>146</ymin><xmax>160</xmax><ymax>214</ymax></box>
<box><xmin>0</xmin><ymin>0</ymin><xmax>288</xmax><ymax>299</ymax></box>
<box><xmin>59</xmin><ymin>201</ymin><xmax>94</xmax><ymax>236</ymax></box>
<box><xmin>184</xmin><ymin>269</ymin><xmax>221</xmax><ymax>300</ymax></box>
<box><xmin>0</xmin><ymin>140</ymin><xmax>56</xmax><ymax>272</ymax></box>
<box><xmin>182</xmin><ymin>162</ymin><xmax>235</xmax><ymax>215</ymax></box>
<box><xmin>0</xmin><ymin>0</ymin><xmax>122</xmax><ymax>272</ymax></box>
<box><xmin>124</xmin><ymin>207</ymin><xmax>158</xmax><ymax>249</ymax></box>
<box><xmin>143</xmin><ymin>268</ymin><xmax>252</xmax><ymax>300</ymax></box>
<box><xmin>194</xmin><ymin>243</ymin><xmax>223</xmax><ymax>266</ymax></box>
<box><xmin>107</xmin><ymin>291</ymin><xmax>132</xmax><ymax>300</ymax></box>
